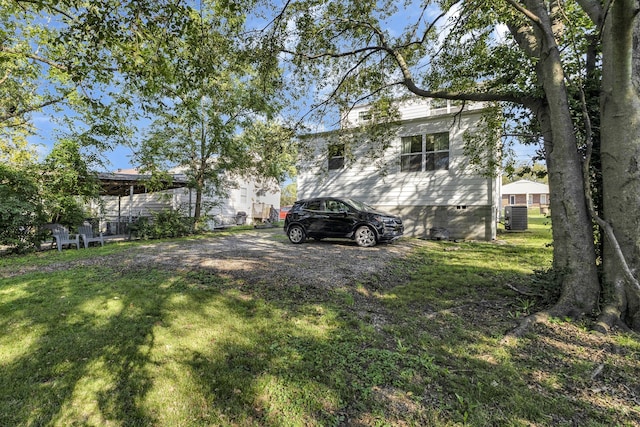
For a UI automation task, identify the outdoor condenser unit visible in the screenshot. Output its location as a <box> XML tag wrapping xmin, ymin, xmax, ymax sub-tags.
<box><xmin>504</xmin><ymin>205</ymin><xmax>528</xmax><ymax>231</ymax></box>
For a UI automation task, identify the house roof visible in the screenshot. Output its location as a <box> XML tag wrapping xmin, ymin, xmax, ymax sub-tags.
<box><xmin>501</xmin><ymin>179</ymin><xmax>549</xmax><ymax>195</ymax></box>
<box><xmin>96</xmin><ymin>172</ymin><xmax>189</xmax><ymax>197</ymax></box>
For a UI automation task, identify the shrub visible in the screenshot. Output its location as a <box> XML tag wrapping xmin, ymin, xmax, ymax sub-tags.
<box><xmin>0</xmin><ymin>164</ymin><xmax>47</xmax><ymax>253</ymax></box>
<box><xmin>130</xmin><ymin>209</ymin><xmax>194</xmax><ymax>239</ymax></box>
<box><xmin>44</xmin><ymin>196</ymin><xmax>89</xmax><ymax>230</ymax></box>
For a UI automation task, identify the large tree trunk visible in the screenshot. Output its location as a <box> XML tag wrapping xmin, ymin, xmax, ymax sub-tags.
<box><xmin>531</xmin><ymin>100</ymin><xmax>600</xmax><ymax>317</ymax></box>
<box><xmin>522</xmin><ymin>0</ymin><xmax>601</xmax><ymax>317</ymax></box>
<box><xmin>599</xmin><ymin>1</ymin><xmax>640</xmax><ymax>331</ymax></box>
<box><xmin>194</xmin><ymin>188</ymin><xmax>203</xmax><ymax>221</ymax></box>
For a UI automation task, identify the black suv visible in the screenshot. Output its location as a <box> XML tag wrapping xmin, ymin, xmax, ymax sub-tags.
<box><xmin>283</xmin><ymin>197</ymin><xmax>404</xmax><ymax>247</ymax></box>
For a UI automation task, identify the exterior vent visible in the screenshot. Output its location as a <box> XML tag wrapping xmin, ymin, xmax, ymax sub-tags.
<box><xmin>504</xmin><ymin>205</ymin><xmax>528</xmax><ymax>230</ymax></box>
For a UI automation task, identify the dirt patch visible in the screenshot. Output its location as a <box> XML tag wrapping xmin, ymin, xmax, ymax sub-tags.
<box><xmin>179</xmin><ymin>229</ymin><xmax>422</xmax><ymax>289</ymax></box>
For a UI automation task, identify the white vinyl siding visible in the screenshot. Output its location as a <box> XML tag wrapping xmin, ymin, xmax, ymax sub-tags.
<box><xmin>102</xmin><ymin>193</ymin><xmax>171</xmax><ymax>219</ymax></box>
<box><xmin>299</xmin><ymin>99</ymin><xmax>499</xmax><ymax>240</ymax></box>
<box><xmin>299</xmin><ymin>109</ymin><xmax>492</xmax><ymax>209</ymax></box>
<box><xmin>341</xmin><ymin>97</ymin><xmax>485</xmax><ymax>126</ymax></box>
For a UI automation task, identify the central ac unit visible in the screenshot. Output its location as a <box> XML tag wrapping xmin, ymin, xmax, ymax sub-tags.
<box><xmin>504</xmin><ymin>205</ymin><xmax>528</xmax><ymax>230</ymax></box>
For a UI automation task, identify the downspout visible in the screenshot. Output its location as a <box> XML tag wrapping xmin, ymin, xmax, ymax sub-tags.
<box><xmin>128</xmin><ymin>185</ymin><xmax>133</xmax><ymax>240</ymax></box>
<box><xmin>118</xmin><ymin>196</ymin><xmax>122</xmax><ymax>234</ymax></box>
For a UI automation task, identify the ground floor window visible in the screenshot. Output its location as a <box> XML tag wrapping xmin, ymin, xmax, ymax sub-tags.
<box><xmin>328</xmin><ymin>143</ymin><xmax>345</xmax><ymax>170</ymax></box>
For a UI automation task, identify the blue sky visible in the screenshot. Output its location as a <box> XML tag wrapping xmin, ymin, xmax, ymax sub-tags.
<box><xmin>29</xmin><ymin>111</ymin><xmax>139</xmax><ymax>171</ymax></box>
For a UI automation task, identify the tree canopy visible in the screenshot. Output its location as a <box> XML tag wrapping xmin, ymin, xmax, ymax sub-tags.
<box><xmin>129</xmin><ymin>1</ymin><xmax>294</xmax><ymax>222</ymax></box>
<box><xmin>2</xmin><ymin>0</ymin><xmax>295</xmax><ymax>229</ymax></box>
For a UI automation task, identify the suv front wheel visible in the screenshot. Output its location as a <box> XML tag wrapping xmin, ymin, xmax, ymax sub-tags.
<box><xmin>287</xmin><ymin>224</ymin><xmax>306</xmax><ymax>244</ymax></box>
<box><xmin>355</xmin><ymin>226</ymin><xmax>377</xmax><ymax>247</ymax></box>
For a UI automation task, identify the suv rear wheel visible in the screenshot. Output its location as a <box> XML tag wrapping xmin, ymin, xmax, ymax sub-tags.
<box><xmin>287</xmin><ymin>224</ymin><xmax>306</xmax><ymax>244</ymax></box>
<box><xmin>355</xmin><ymin>226</ymin><xmax>376</xmax><ymax>247</ymax></box>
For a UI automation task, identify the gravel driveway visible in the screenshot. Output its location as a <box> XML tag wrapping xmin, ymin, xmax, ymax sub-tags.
<box><xmin>2</xmin><ymin>228</ymin><xmax>424</xmax><ymax>290</ymax></box>
<box><xmin>120</xmin><ymin>228</ymin><xmax>421</xmax><ymax>290</ymax></box>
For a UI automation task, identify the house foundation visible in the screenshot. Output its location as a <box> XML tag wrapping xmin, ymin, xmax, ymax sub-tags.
<box><xmin>392</xmin><ymin>205</ymin><xmax>496</xmax><ymax>241</ymax></box>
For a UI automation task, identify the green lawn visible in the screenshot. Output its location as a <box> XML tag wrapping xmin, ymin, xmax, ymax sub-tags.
<box><xmin>1</xmin><ymin>216</ymin><xmax>638</xmax><ymax>426</ymax></box>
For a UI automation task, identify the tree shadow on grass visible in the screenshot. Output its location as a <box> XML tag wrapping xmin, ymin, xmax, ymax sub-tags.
<box><xmin>0</xmin><ymin>266</ymin><xmax>181</xmax><ymax>425</ymax></box>
<box><xmin>1</xmin><ymin>233</ymin><xmax>638</xmax><ymax>426</ymax></box>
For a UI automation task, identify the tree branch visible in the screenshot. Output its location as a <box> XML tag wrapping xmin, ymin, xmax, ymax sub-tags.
<box><xmin>367</xmin><ymin>23</ymin><xmax>527</xmax><ymax>104</ymax></box>
<box><xmin>0</xmin><ymin>93</ymin><xmax>71</xmax><ymax>123</ymax></box>
<box><xmin>292</xmin><ymin>50</ymin><xmax>394</xmax><ymax>129</ymax></box>
<box><xmin>1</xmin><ymin>46</ymin><xmax>69</xmax><ymax>71</ymax></box>
<box><xmin>281</xmin><ymin>44</ymin><xmax>385</xmax><ymax>61</ymax></box>
<box><xmin>15</xmin><ymin>0</ymin><xmax>76</xmax><ymax>21</ymax></box>
<box><xmin>504</xmin><ymin>0</ymin><xmax>543</xmax><ymax>25</ymax></box>
<box><xmin>575</xmin><ymin>0</ymin><xmax>604</xmax><ymax>27</ymax></box>
<box><xmin>0</xmin><ymin>69</ymin><xmax>10</xmax><ymax>86</ymax></box>
<box><xmin>259</xmin><ymin>0</ymin><xmax>294</xmax><ymax>32</ymax></box>
<box><xmin>415</xmin><ymin>6</ymin><xmax>451</xmax><ymax>46</ymax></box>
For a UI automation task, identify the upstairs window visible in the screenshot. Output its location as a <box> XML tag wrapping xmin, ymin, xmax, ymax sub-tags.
<box><xmin>358</xmin><ymin>111</ymin><xmax>371</xmax><ymax>122</ymax></box>
<box><xmin>431</xmin><ymin>98</ymin><xmax>448</xmax><ymax>112</ymax></box>
<box><xmin>431</xmin><ymin>99</ymin><xmax>463</xmax><ymax>114</ymax></box>
<box><xmin>328</xmin><ymin>143</ymin><xmax>345</xmax><ymax>170</ymax></box>
<box><xmin>401</xmin><ymin>132</ymin><xmax>449</xmax><ymax>172</ymax></box>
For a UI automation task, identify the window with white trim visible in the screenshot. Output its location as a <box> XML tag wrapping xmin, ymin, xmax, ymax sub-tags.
<box><xmin>401</xmin><ymin>132</ymin><xmax>449</xmax><ymax>172</ymax></box>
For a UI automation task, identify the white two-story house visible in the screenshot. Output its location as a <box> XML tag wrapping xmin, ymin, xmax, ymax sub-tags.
<box><xmin>297</xmin><ymin>97</ymin><xmax>500</xmax><ymax>241</ymax></box>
